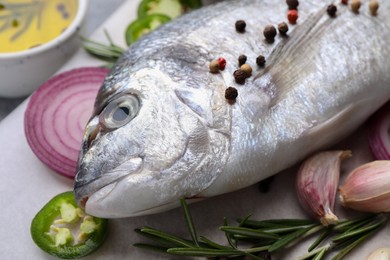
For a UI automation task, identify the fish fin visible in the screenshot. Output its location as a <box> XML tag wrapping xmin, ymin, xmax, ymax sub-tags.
<box><xmin>303</xmin><ymin>98</ymin><xmax>374</xmax><ymax>148</ymax></box>
<box><xmin>254</xmin><ymin>5</ymin><xmax>345</xmax><ymax>106</ymax></box>
<box><xmin>175</xmin><ymin>88</ymin><xmax>214</xmax><ymax>126</ymax></box>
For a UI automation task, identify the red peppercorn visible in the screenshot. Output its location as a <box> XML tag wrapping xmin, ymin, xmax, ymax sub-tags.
<box><xmin>287</xmin><ymin>9</ymin><xmax>299</xmax><ymax>24</ymax></box>
<box><xmin>217</xmin><ymin>57</ymin><xmax>226</xmax><ymax>70</ymax></box>
<box><xmin>341</xmin><ymin>0</ymin><xmax>348</xmax><ymax>5</ymax></box>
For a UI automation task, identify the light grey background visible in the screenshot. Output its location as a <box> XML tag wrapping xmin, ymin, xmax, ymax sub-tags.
<box><xmin>0</xmin><ymin>0</ymin><xmax>126</xmax><ymax>121</ymax></box>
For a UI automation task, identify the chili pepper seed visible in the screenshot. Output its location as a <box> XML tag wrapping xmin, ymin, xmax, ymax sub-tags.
<box><xmin>287</xmin><ymin>9</ymin><xmax>299</xmax><ymax>24</ymax></box>
<box><xmin>256</xmin><ymin>55</ymin><xmax>266</xmax><ymax>67</ymax></box>
<box><xmin>263</xmin><ymin>25</ymin><xmax>277</xmax><ymax>42</ymax></box>
<box><xmin>278</xmin><ymin>22</ymin><xmax>289</xmax><ymax>35</ymax></box>
<box><xmin>235</xmin><ymin>20</ymin><xmax>246</xmax><ymax>33</ymax></box>
<box><xmin>225</xmin><ymin>87</ymin><xmax>238</xmax><ymax>101</ymax></box>
<box><xmin>238</xmin><ymin>55</ymin><xmax>247</xmax><ymax>66</ymax></box>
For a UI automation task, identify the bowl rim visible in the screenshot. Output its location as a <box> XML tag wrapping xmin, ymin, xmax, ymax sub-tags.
<box><xmin>0</xmin><ymin>0</ymin><xmax>88</xmax><ymax>59</ymax></box>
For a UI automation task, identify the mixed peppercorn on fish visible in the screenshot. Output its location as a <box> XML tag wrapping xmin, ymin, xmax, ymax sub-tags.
<box><xmin>73</xmin><ymin>0</ymin><xmax>390</xmax><ymax>218</ymax></box>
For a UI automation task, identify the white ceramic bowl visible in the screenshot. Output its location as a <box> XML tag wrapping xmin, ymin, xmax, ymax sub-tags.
<box><xmin>0</xmin><ymin>0</ymin><xmax>88</xmax><ymax>98</ymax></box>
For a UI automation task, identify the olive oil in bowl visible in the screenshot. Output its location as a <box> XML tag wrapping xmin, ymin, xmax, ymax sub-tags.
<box><xmin>0</xmin><ymin>0</ymin><xmax>78</xmax><ymax>53</ymax></box>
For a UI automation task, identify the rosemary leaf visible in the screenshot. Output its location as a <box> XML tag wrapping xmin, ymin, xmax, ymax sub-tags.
<box><xmin>199</xmin><ymin>236</ymin><xmax>233</xmax><ymax>250</ymax></box>
<box><xmin>331</xmin><ymin>228</ymin><xmax>379</xmax><ymax>260</ymax></box>
<box><xmin>134</xmin><ymin>228</ymin><xmax>181</xmax><ymax>248</ymax></box>
<box><xmin>220</xmin><ymin>226</ymin><xmax>279</xmax><ymax>240</ymax></box>
<box><xmin>167</xmin><ymin>247</ymin><xmax>242</xmax><ymax>257</ymax></box>
<box><xmin>223</xmin><ymin>217</ymin><xmax>237</xmax><ymax>248</ymax></box>
<box><xmin>341</xmin><ymin>217</ymin><xmax>375</xmax><ymax>235</ymax></box>
<box><xmin>263</xmin><ymin>219</ymin><xmax>317</xmax><ymax>226</ymax></box>
<box><xmin>238</xmin><ymin>214</ymin><xmax>253</xmax><ymax>227</ymax></box>
<box><xmin>133</xmin><ymin>243</ymin><xmax>169</xmax><ymax>253</ymax></box>
<box><xmin>312</xmin><ymin>247</ymin><xmax>327</xmax><ymax>260</ymax></box>
<box><xmin>238</xmin><ymin>218</ymin><xmax>315</xmax><ymax>229</ymax></box>
<box><xmin>332</xmin><ymin>215</ymin><xmax>386</xmax><ymax>243</ymax></box>
<box><xmin>232</xmin><ymin>235</ymin><xmax>276</xmax><ymax>245</ymax></box>
<box><xmin>333</xmin><ymin>215</ymin><xmax>374</xmax><ymax>232</ymax></box>
<box><xmin>244</xmin><ymin>245</ymin><xmax>271</xmax><ymax>253</ymax></box>
<box><xmin>296</xmin><ymin>245</ymin><xmax>331</xmax><ymax>260</ymax></box>
<box><xmin>308</xmin><ymin>228</ymin><xmax>331</xmax><ymax>252</ymax></box>
<box><xmin>81</xmin><ymin>36</ymin><xmax>125</xmax><ymax>63</ymax></box>
<box><xmin>139</xmin><ymin>226</ymin><xmax>195</xmax><ymax>248</ymax></box>
<box><xmin>180</xmin><ymin>198</ymin><xmax>199</xmax><ymax>246</ymax></box>
<box><xmin>262</xmin><ymin>225</ymin><xmax>316</xmax><ymax>235</ymax></box>
<box><xmin>268</xmin><ymin>225</ymin><xmax>318</xmax><ymax>253</ymax></box>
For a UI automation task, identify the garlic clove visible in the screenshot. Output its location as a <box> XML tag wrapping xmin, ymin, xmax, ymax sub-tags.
<box><xmin>296</xmin><ymin>150</ymin><xmax>352</xmax><ymax>226</ymax></box>
<box><xmin>367</xmin><ymin>247</ymin><xmax>390</xmax><ymax>260</ymax></box>
<box><xmin>339</xmin><ymin>160</ymin><xmax>390</xmax><ymax>213</ymax></box>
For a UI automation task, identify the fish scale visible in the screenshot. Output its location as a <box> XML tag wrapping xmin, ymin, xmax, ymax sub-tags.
<box><xmin>74</xmin><ymin>0</ymin><xmax>390</xmax><ymax>218</ymax></box>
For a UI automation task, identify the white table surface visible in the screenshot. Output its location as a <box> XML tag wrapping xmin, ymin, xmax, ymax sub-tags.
<box><xmin>1</xmin><ymin>1</ymin><xmax>390</xmax><ymax>259</ymax></box>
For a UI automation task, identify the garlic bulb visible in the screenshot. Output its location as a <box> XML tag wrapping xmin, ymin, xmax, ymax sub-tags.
<box><xmin>367</xmin><ymin>247</ymin><xmax>390</xmax><ymax>260</ymax></box>
<box><xmin>339</xmin><ymin>160</ymin><xmax>390</xmax><ymax>213</ymax></box>
<box><xmin>296</xmin><ymin>150</ymin><xmax>352</xmax><ymax>226</ymax></box>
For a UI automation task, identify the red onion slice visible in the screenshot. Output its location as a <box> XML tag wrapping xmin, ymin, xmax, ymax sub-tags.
<box><xmin>368</xmin><ymin>102</ymin><xmax>390</xmax><ymax>160</ymax></box>
<box><xmin>24</xmin><ymin>67</ymin><xmax>109</xmax><ymax>178</ymax></box>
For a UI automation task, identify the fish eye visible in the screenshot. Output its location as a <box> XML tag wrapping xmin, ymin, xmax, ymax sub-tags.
<box><xmin>100</xmin><ymin>94</ymin><xmax>140</xmax><ymax>130</ymax></box>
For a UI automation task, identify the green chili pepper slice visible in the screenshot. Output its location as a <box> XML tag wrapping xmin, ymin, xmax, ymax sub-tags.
<box><xmin>138</xmin><ymin>0</ymin><xmax>183</xmax><ymax>19</ymax></box>
<box><xmin>30</xmin><ymin>191</ymin><xmax>107</xmax><ymax>259</ymax></box>
<box><xmin>137</xmin><ymin>0</ymin><xmax>202</xmax><ymax>19</ymax></box>
<box><xmin>179</xmin><ymin>0</ymin><xmax>202</xmax><ymax>9</ymax></box>
<box><xmin>125</xmin><ymin>14</ymin><xmax>171</xmax><ymax>45</ymax></box>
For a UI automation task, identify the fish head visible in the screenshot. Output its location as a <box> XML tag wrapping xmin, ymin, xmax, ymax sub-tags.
<box><xmin>74</xmin><ymin>66</ymin><xmax>231</xmax><ymax>218</ymax></box>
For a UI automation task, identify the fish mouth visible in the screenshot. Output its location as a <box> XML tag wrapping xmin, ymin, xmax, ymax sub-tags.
<box><xmin>74</xmin><ymin>157</ymin><xmax>143</xmax><ymax>208</ymax></box>
<box><xmin>86</xmin><ymin>192</ymin><xmax>205</xmax><ymax>218</ymax></box>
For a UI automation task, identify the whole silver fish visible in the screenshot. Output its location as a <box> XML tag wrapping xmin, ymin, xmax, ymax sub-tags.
<box><xmin>74</xmin><ymin>0</ymin><xmax>390</xmax><ymax>218</ymax></box>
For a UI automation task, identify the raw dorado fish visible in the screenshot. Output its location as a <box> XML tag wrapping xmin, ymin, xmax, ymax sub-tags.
<box><xmin>74</xmin><ymin>0</ymin><xmax>390</xmax><ymax>218</ymax></box>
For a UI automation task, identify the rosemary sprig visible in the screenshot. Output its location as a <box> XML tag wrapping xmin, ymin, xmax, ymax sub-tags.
<box><xmin>82</xmin><ymin>30</ymin><xmax>125</xmax><ymax>66</ymax></box>
<box><xmin>134</xmin><ymin>199</ymin><xmax>387</xmax><ymax>259</ymax></box>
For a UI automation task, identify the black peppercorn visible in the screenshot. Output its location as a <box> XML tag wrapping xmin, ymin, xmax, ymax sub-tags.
<box><xmin>233</xmin><ymin>69</ymin><xmax>249</xmax><ymax>85</ymax></box>
<box><xmin>263</xmin><ymin>25</ymin><xmax>277</xmax><ymax>43</ymax></box>
<box><xmin>238</xmin><ymin>55</ymin><xmax>247</xmax><ymax>66</ymax></box>
<box><xmin>235</xmin><ymin>20</ymin><xmax>246</xmax><ymax>33</ymax></box>
<box><xmin>278</xmin><ymin>22</ymin><xmax>289</xmax><ymax>35</ymax></box>
<box><xmin>327</xmin><ymin>4</ymin><xmax>337</xmax><ymax>17</ymax></box>
<box><xmin>286</xmin><ymin>0</ymin><xmax>299</xmax><ymax>10</ymax></box>
<box><xmin>256</xmin><ymin>55</ymin><xmax>266</xmax><ymax>67</ymax></box>
<box><xmin>225</xmin><ymin>87</ymin><xmax>238</xmax><ymax>101</ymax></box>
